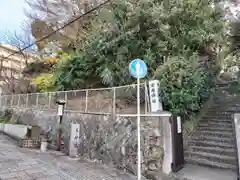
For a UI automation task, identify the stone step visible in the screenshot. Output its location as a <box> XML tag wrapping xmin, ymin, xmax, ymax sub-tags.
<box><xmin>204</xmin><ymin>110</ymin><xmax>232</xmax><ymax>114</ymax></box>
<box><xmin>217</xmin><ymin>100</ymin><xmax>240</xmax><ymax>102</ymax></box>
<box><xmin>213</xmin><ymin>99</ymin><xmax>238</xmax><ymax>103</ymax></box>
<box><xmin>225</xmin><ymin>107</ymin><xmax>240</xmax><ymax>112</ymax></box>
<box><xmin>188</xmin><ymin>139</ymin><xmax>234</xmax><ymax>149</ymax></box>
<box><xmin>202</xmin><ymin>114</ymin><xmax>232</xmax><ymax>120</ymax></box>
<box><xmin>197</xmin><ymin>127</ymin><xmax>233</xmax><ymax>133</ymax></box>
<box><xmin>187</xmin><ymin>145</ymin><xmax>236</xmax><ymax>157</ymax></box>
<box><xmin>214</xmin><ymin>104</ymin><xmax>235</xmax><ymax>108</ymax></box>
<box><xmin>185</xmin><ymin>157</ymin><xmax>237</xmax><ymax>171</ymax></box>
<box><xmin>198</xmin><ymin>122</ymin><xmax>233</xmax><ymax>129</ymax></box>
<box><xmin>198</xmin><ymin>120</ymin><xmax>233</xmax><ymax>126</ymax></box>
<box><xmin>205</xmin><ymin>111</ymin><xmax>232</xmax><ymax>115</ymax></box>
<box><xmin>203</xmin><ymin>111</ymin><xmax>233</xmax><ymax>117</ymax></box>
<box><xmin>212</xmin><ymin>104</ymin><xmax>239</xmax><ymax>107</ymax></box>
<box><xmin>206</xmin><ymin>110</ymin><xmax>231</xmax><ymax>113</ymax></box>
<box><xmin>185</xmin><ymin>151</ymin><xmax>237</xmax><ymax>167</ymax></box>
<box><xmin>197</xmin><ymin>125</ymin><xmax>233</xmax><ymax>132</ymax></box>
<box><xmin>200</xmin><ymin>118</ymin><xmax>233</xmax><ymax>125</ymax></box>
<box><xmin>191</xmin><ymin>135</ymin><xmax>234</xmax><ymax>144</ymax></box>
<box><xmin>193</xmin><ymin>130</ymin><xmax>234</xmax><ymax>139</ymax></box>
<box><xmin>212</xmin><ymin>103</ymin><xmax>240</xmax><ymax>106</ymax></box>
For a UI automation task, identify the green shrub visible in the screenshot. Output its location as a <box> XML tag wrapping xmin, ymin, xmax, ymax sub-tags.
<box><xmin>0</xmin><ymin>119</ymin><xmax>10</xmax><ymax>124</ymax></box>
<box><xmin>53</xmin><ymin>0</ymin><xmax>225</xmax><ymax>119</ymax></box>
<box><xmin>155</xmin><ymin>55</ymin><xmax>213</xmax><ymax>118</ymax></box>
<box><xmin>3</xmin><ymin>109</ymin><xmax>13</xmax><ymax>120</ymax></box>
<box><xmin>32</xmin><ymin>73</ymin><xmax>56</xmax><ymax>92</ymax></box>
<box><xmin>22</xmin><ymin>61</ymin><xmax>53</xmax><ymax>75</ymax></box>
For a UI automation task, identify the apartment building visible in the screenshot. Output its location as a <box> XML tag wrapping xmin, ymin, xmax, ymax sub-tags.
<box><xmin>0</xmin><ymin>44</ymin><xmax>34</xmax><ymax>94</ymax></box>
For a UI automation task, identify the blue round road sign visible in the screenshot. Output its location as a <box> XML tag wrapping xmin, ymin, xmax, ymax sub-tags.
<box><xmin>129</xmin><ymin>59</ymin><xmax>147</xmax><ymax>79</ymax></box>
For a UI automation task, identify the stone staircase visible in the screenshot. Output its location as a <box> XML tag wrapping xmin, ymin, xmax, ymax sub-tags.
<box><xmin>185</xmin><ymin>91</ymin><xmax>239</xmax><ymax>172</ymax></box>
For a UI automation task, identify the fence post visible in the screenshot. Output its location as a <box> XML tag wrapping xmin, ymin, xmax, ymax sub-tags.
<box><xmin>36</xmin><ymin>93</ymin><xmax>39</xmax><ymax>108</ymax></box>
<box><xmin>4</xmin><ymin>96</ymin><xmax>5</xmax><ymax>107</ymax></box>
<box><xmin>85</xmin><ymin>90</ymin><xmax>88</xmax><ymax>112</ymax></box>
<box><xmin>26</xmin><ymin>93</ymin><xmax>29</xmax><ymax>108</ymax></box>
<box><xmin>0</xmin><ymin>95</ymin><xmax>2</xmax><ymax>107</ymax></box>
<box><xmin>4</xmin><ymin>95</ymin><xmax>9</xmax><ymax>107</ymax></box>
<box><xmin>17</xmin><ymin>94</ymin><xmax>20</xmax><ymax>107</ymax></box>
<box><xmin>144</xmin><ymin>82</ymin><xmax>149</xmax><ymax>114</ymax></box>
<box><xmin>11</xmin><ymin>94</ymin><xmax>13</xmax><ymax>107</ymax></box>
<box><xmin>48</xmin><ymin>93</ymin><xmax>51</xmax><ymax>109</ymax></box>
<box><xmin>2</xmin><ymin>96</ymin><xmax>4</xmax><ymax>107</ymax></box>
<box><xmin>64</xmin><ymin>91</ymin><xmax>68</xmax><ymax>110</ymax></box>
<box><xmin>113</xmin><ymin>87</ymin><xmax>116</xmax><ymax>115</ymax></box>
<box><xmin>3</xmin><ymin>96</ymin><xmax>6</xmax><ymax>107</ymax></box>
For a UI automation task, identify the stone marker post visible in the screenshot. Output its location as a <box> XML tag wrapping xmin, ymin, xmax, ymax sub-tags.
<box><xmin>162</xmin><ymin>113</ymin><xmax>173</xmax><ymax>174</ymax></box>
<box><xmin>69</xmin><ymin>123</ymin><xmax>81</xmax><ymax>158</ymax></box>
<box><xmin>155</xmin><ymin>111</ymin><xmax>173</xmax><ymax>175</ymax></box>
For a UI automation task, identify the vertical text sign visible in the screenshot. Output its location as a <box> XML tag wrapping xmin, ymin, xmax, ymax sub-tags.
<box><xmin>69</xmin><ymin>123</ymin><xmax>81</xmax><ymax>157</ymax></box>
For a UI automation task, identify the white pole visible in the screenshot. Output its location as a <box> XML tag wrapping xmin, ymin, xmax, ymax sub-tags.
<box><xmin>136</xmin><ymin>63</ymin><xmax>141</xmax><ymax>180</ymax></box>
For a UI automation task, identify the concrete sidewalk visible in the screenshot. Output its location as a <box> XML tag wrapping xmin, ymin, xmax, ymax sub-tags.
<box><xmin>0</xmin><ymin>134</ymin><xmax>174</xmax><ymax>180</ymax></box>
<box><xmin>0</xmin><ymin>134</ymin><xmax>138</xmax><ymax>180</ymax></box>
<box><xmin>1</xmin><ymin>133</ymin><xmax>237</xmax><ymax>180</ymax></box>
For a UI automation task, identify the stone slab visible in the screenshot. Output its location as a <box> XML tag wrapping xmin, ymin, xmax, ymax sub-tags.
<box><xmin>0</xmin><ymin>124</ymin><xmax>28</xmax><ymax>139</ymax></box>
<box><xmin>69</xmin><ymin>123</ymin><xmax>80</xmax><ymax>158</ymax></box>
<box><xmin>174</xmin><ymin>164</ymin><xmax>238</xmax><ymax>180</ymax></box>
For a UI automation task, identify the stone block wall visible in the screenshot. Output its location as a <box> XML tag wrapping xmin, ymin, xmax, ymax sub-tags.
<box><xmin>0</xmin><ymin>108</ymin><xmax>172</xmax><ymax>177</ymax></box>
<box><xmin>234</xmin><ymin>114</ymin><xmax>240</xmax><ymax>176</ymax></box>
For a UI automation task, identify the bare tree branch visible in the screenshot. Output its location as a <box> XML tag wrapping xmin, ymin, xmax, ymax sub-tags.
<box><xmin>0</xmin><ymin>21</ymin><xmax>38</xmax><ymax>94</ymax></box>
<box><xmin>24</xmin><ymin>0</ymin><xmax>103</xmax><ymax>49</ymax></box>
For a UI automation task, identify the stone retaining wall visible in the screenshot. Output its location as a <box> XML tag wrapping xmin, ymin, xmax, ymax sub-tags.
<box><xmin>0</xmin><ymin>108</ymin><xmax>173</xmax><ymax>178</ymax></box>
<box><xmin>234</xmin><ymin>114</ymin><xmax>240</xmax><ymax>176</ymax></box>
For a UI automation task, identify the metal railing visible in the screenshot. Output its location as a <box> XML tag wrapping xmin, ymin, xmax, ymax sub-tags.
<box><xmin>0</xmin><ymin>83</ymin><xmax>150</xmax><ymax>114</ymax></box>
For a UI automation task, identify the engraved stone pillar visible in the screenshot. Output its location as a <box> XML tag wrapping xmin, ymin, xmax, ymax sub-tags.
<box><xmin>69</xmin><ymin>123</ymin><xmax>81</xmax><ymax>158</ymax></box>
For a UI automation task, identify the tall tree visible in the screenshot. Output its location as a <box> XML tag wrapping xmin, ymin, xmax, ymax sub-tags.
<box><xmin>54</xmin><ymin>0</ymin><xmax>228</xmax><ymax>117</ymax></box>
<box><xmin>24</xmin><ymin>0</ymin><xmax>103</xmax><ymax>49</ymax></box>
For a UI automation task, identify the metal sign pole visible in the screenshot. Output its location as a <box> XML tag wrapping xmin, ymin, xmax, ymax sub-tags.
<box><xmin>136</xmin><ymin>63</ymin><xmax>141</xmax><ymax>180</ymax></box>
<box><xmin>56</xmin><ymin>100</ymin><xmax>66</xmax><ymax>151</ymax></box>
<box><xmin>129</xmin><ymin>58</ymin><xmax>147</xmax><ymax>180</ymax></box>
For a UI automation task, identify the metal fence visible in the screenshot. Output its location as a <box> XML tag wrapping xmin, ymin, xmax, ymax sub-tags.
<box><xmin>0</xmin><ymin>83</ymin><xmax>150</xmax><ymax>114</ymax></box>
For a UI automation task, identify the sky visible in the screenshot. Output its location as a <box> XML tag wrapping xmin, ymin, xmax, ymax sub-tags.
<box><xmin>0</xmin><ymin>1</ymin><xmax>239</xmax><ymax>32</ymax></box>
<box><xmin>0</xmin><ymin>0</ymin><xmax>239</xmax><ymax>45</ymax></box>
<box><xmin>0</xmin><ymin>0</ymin><xmax>26</xmax><ymax>34</ymax></box>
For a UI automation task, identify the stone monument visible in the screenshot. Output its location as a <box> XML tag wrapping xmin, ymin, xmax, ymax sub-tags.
<box><xmin>69</xmin><ymin>123</ymin><xmax>81</xmax><ymax>157</ymax></box>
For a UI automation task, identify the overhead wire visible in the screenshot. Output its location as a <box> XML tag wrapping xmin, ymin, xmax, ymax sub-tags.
<box><xmin>2</xmin><ymin>0</ymin><xmax>111</xmax><ymax>60</ymax></box>
<box><xmin>0</xmin><ymin>0</ymin><xmax>111</xmax><ymax>89</ymax></box>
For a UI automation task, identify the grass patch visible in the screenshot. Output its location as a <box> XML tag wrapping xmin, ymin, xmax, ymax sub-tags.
<box><xmin>0</xmin><ymin>119</ymin><xmax>10</xmax><ymax>124</ymax></box>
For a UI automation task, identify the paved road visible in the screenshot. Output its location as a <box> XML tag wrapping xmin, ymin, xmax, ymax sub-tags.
<box><xmin>0</xmin><ymin>134</ymin><xmax>143</xmax><ymax>180</ymax></box>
